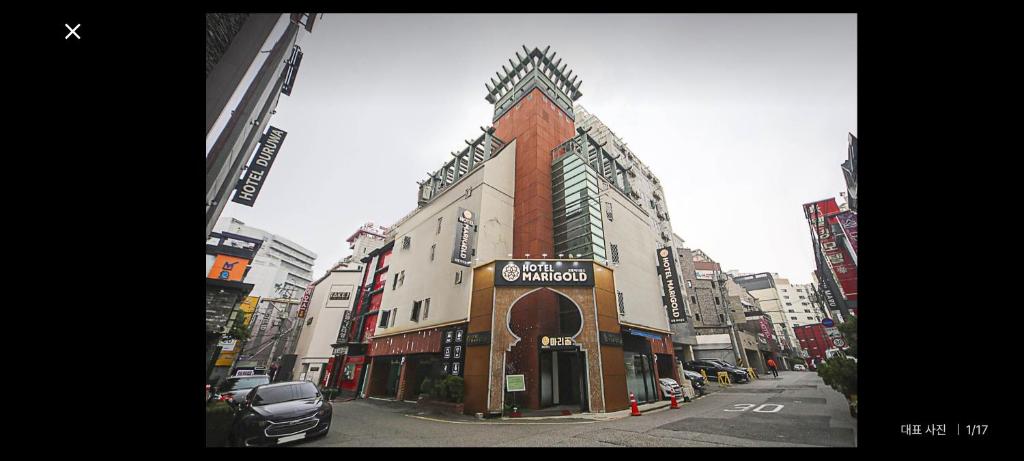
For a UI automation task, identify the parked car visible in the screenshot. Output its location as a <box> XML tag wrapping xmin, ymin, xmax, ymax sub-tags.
<box><xmin>793</xmin><ymin>364</ymin><xmax>807</xmax><ymax>371</ymax></box>
<box><xmin>681</xmin><ymin>369</ymin><xmax>706</xmax><ymax>396</ymax></box>
<box><xmin>683</xmin><ymin>360</ymin><xmax>750</xmax><ymax>384</ymax></box>
<box><xmin>657</xmin><ymin>378</ymin><xmax>684</xmax><ymax>400</ymax></box>
<box><xmin>228</xmin><ymin>381</ymin><xmax>332</xmax><ymax>447</ymax></box>
<box><xmin>210</xmin><ymin>374</ymin><xmax>271</xmax><ymax>404</ymax></box>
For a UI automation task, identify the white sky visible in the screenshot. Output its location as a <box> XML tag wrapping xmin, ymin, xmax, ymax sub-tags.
<box><xmin>212</xmin><ymin>13</ymin><xmax>856</xmax><ymax>285</ymax></box>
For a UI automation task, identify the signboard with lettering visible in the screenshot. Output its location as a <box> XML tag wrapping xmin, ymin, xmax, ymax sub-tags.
<box><xmin>441</xmin><ymin>326</ymin><xmax>466</xmax><ymax>377</ymax></box>
<box><xmin>335</xmin><ymin>309</ymin><xmax>353</xmax><ymax>345</ymax></box>
<box><xmin>655</xmin><ymin>247</ymin><xmax>686</xmax><ymax>324</ymax></box>
<box><xmin>466</xmin><ymin>331</ymin><xmax>491</xmax><ymax>346</ymax></box>
<box><xmin>694</xmin><ymin>269</ymin><xmax>715</xmax><ymax>281</ymax></box>
<box><xmin>494</xmin><ymin>260</ymin><xmax>594</xmax><ymax>287</ymax></box>
<box><xmin>539</xmin><ymin>336</ymin><xmax>577</xmax><ymax>351</ymax></box>
<box><xmin>296</xmin><ymin>285</ymin><xmax>315</xmax><ymax>318</ymax></box>
<box><xmin>506</xmin><ymin>374</ymin><xmax>526</xmax><ymax>392</ymax></box>
<box><xmin>232</xmin><ymin>126</ymin><xmax>288</xmax><ymax>207</ymax></box>
<box><xmin>451</xmin><ymin>208</ymin><xmax>477</xmax><ymax>267</ymax></box>
<box><xmin>804</xmin><ymin>199</ymin><xmax>857</xmax><ymax>301</ymax></box>
<box><xmin>208</xmin><ymin>255</ymin><xmax>250</xmax><ymax>281</ymax></box>
<box><xmin>599</xmin><ymin>331</ymin><xmax>623</xmax><ymax>347</ymax></box>
<box><xmin>281</xmin><ymin>45</ymin><xmax>303</xmax><ymax>96</ymax></box>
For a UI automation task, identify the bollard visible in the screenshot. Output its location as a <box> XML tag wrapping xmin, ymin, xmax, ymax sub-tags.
<box><xmin>630</xmin><ymin>392</ymin><xmax>642</xmax><ymax>416</ymax></box>
<box><xmin>670</xmin><ymin>393</ymin><xmax>680</xmax><ymax>409</ymax></box>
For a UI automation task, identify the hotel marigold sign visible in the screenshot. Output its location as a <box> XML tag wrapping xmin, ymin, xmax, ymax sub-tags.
<box><xmin>656</xmin><ymin>247</ymin><xmax>686</xmax><ymax>324</ymax></box>
<box><xmin>451</xmin><ymin>208</ymin><xmax>477</xmax><ymax>267</ymax></box>
<box><xmin>494</xmin><ymin>260</ymin><xmax>594</xmax><ymax>286</ymax></box>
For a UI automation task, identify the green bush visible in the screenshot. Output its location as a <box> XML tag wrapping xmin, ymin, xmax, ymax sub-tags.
<box><xmin>445</xmin><ymin>376</ymin><xmax>464</xmax><ymax>403</ymax></box>
<box><xmin>817</xmin><ymin>356</ymin><xmax>857</xmax><ymax>399</ymax></box>
<box><xmin>420</xmin><ymin>378</ymin><xmax>433</xmax><ymax>397</ymax></box>
<box><xmin>432</xmin><ymin>379</ymin><xmax>448</xmax><ymax>400</ymax></box>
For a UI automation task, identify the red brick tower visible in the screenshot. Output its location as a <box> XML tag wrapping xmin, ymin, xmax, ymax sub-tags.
<box><xmin>485</xmin><ymin>46</ymin><xmax>584</xmax><ymax>410</ymax></box>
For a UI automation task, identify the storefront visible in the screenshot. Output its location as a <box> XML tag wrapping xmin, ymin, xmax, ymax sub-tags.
<box><xmin>460</xmin><ymin>259</ymin><xmax>677</xmax><ymax>416</ymax></box>
<box><xmin>365</xmin><ymin>324</ymin><xmax>465</xmax><ymax>401</ymax></box>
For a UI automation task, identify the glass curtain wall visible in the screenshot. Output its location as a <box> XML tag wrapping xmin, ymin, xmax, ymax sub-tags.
<box><xmin>552</xmin><ymin>152</ymin><xmax>607</xmax><ymax>261</ymax></box>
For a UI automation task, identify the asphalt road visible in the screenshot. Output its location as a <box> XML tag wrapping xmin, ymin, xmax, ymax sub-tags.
<box><xmin>300</xmin><ymin>371</ymin><xmax>856</xmax><ymax>447</ymax></box>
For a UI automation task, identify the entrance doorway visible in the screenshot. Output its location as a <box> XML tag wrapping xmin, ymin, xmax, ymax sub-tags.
<box><xmin>385</xmin><ymin>358</ymin><xmax>402</xmax><ymax>397</ymax></box>
<box><xmin>540</xmin><ymin>350</ymin><xmax>587</xmax><ymax>411</ymax></box>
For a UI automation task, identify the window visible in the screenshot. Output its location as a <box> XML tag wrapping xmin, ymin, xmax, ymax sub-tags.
<box><xmin>617</xmin><ymin>291</ymin><xmax>625</xmax><ymax>315</ymax></box>
<box><xmin>399</xmin><ymin>271</ymin><xmax>405</xmax><ymax>287</ymax></box>
<box><xmin>402</xmin><ymin>236</ymin><xmax>411</xmax><ymax>250</ymax></box>
<box><xmin>392</xmin><ymin>273</ymin><xmax>399</xmax><ymax>290</ymax></box>
<box><xmin>783</xmin><ymin>295</ymin><xmax>790</xmax><ymax>299</ymax></box>
<box><xmin>781</xmin><ymin>289</ymin><xmax>787</xmax><ymax>292</ymax></box>
<box><xmin>610</xmin><ymin>244</ymin><xmax>620</xmax><ymax>263</ymax></box>
<box><xmin>718</xmin><ymin>313</ymin><xmax>725</xmax><ymax>323</ymax></box>
<box><xmin>790</xmin><ymin>316</ymin><xmax>797</xmax><ymax>320</ymax></box>
<box><xmin>390</xmin><ymin>309</ymin><xmax>397</xmax><ymax>327</ymax></box>
<box><xmin>807</xmin><ymin>316</ymin><xmax>814</xmax><ymax>320</ymax></box>
<box><xmin>306</xmin><ymin>316</ymin><xmax>314</xmax><ymax>326</ymax></box>
<box><xmin>799</xmin><ymin>295</ymin><xmax>805</xmax><ymax>299</ymax></box>
<box><xmin>788</xmin><ymin>309</ymin><xmax>795</xmax><ymax>313</ymax></box>
<box><xmin>378</xmin><ymin>310</ymin><xmax>391</xmax><ymax>328</ymax></box>
<box><xmin>691</xmin><ymin>296</ymin><xmax>697</xmax><ymax>304</ymax></box>
<box><xmin>437</xmin><ymin>217</ymin><xmax>443</xmax><ymax>235</ymax></box>
<box><xmin>605</xmin><ymin>202</ymin><xmax>614</xmax><ymax>221</ymax></box>
<box><xmin>694</xmin><ymin>313</ymin><xmax>701</xmax><ymax>322</ymax></box>
<box><xmin>411</xmin><ymin>300</ymin><xmax>422</xmax><ymax>322</ymax></box>
<box><xmin>714</xmin><ymin>297</ymin><xmax>720</xmax><ymax>305</ymax></box>
<box><xmin>423</xmin><ymin>298</ymin><xmax>430</xmax><ymax>319</ymax></box>
<box><xmin>430</xmin><ymin>244</ymin><xmax>436</xmax><ymax>262</ymax></box>
<box><xmin>804</xmin><ymin>309</ymin><xmax>811</xmax><ymax>313</ymax></box>
<box><xmin>802</xmin><ymin>302</ymin><xmax>809</xmax><ymax>306</ymax></box>
<box><xmin>455</xmin><ymin>270</ymin><xmax>463</xmax><ymax>285</ymax></box>
<box><xmin>687</xmin><ymin>280</ymin><xmax>692</xmax><ymax>288</ymax></box>
<box><xmin>786</xmin><ymin>302</ymin><xmax>792</xmax><ymax>306</ymax></box>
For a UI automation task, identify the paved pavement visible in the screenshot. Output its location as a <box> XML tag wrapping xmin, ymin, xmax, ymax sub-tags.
<box><xmin>301</xmin><ymin>371</ymin><xmax>856</xmax><ymax>447</ymax></box>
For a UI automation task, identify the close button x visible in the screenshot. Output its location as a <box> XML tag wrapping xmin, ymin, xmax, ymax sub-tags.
<box><xmin>65</xmin><ymin>24</ymin><xmax>80</xmax><ymax>39</ymax></box>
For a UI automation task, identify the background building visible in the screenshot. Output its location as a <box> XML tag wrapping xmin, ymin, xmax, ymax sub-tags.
<box><xmin>732</xmin><ymin>272</ymin><xmax>804</xmax><ymax>369</ymax></box>
<box><xmin>205</xmin><ymin>231</ymin><xmax>261</xmax><ymax>380</ymax></box>
<box><xmin>290</xmin><ymin>224</ymin><xmax>387</xmax><ymax>385</ymax></box>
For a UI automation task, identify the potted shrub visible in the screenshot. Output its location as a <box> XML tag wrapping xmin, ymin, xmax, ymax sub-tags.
<box><xmin>419</xmin><ymin>378</ymin><xmax>433</xmax><ymax>401</ymax></box>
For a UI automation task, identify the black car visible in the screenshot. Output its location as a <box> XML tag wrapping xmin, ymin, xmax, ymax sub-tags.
<box><xmin>228</xmin><ymin>381</ymin><xmax>332</xmax><ymax>447</ymax></box>
<box><xmin>211</xmin><ymin>375</ymin><xmax>271</xmax><ymax>404</ymax></box>
<box><xmin>681</xmin><ymin>369</ymin><xmax>707</xmax><ymax>396</ymax></box>
<box><xmin>683</xmin><ymin>360</ymin><xmax>750</xmax><ymax>384</ymax></box>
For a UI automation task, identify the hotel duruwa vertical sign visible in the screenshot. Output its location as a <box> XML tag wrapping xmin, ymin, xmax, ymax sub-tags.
<box><xmin>657</xmin><ymin>247</ymin><xmax>686</xmax><ymax>324</ymax></box>
<box><xmin>232</xmin><ymin>126</ymin><xmax>287</xmax><ymax>207</ymax></box>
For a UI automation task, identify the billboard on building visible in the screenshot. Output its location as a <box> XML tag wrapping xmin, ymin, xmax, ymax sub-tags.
<box><xmin>208</xmin><ymin>255</ymin><xmax>250</xmax><ymax>281</ymax></box>
<box><xmin>231</xmin><ymin>126</ymin><xmax>288</xmax><ymax>207</ymax></box>
<box><xmin>836</xmin><ymin>210</ymin><xmax>858</xmax><ymax>259</ymax></box>
<box><xmin>239</xmin><ymin>296</ymin><xmax>260</xmax><ymax>326</ymax></box>
<box><xmin>494</xmin><ymin>260</ymin><xmax>594</xmax><ymax>287</ymax></box>
<box><xmin>803</xmin><ymin>199</ymin><xmax>857</xmax><ymax>301</ymax></box>
<box><xmin>694</xmin><ymin>270</ymin><xmax>715</xmax><ymax>280</ymax></box>
<box><xmin>451</xmin><ymin>208</ymin><xmax>477</xmax><ymax>267</ymax></box>
<box><xmin>655</xmin><ymin>247</ymin><xmax>687</xmax><ymax>324</ymax></box>
<box><xmin>296</xmin><ymin>285</ymin><xmax>315</xmax><ymax>318</ymax></box>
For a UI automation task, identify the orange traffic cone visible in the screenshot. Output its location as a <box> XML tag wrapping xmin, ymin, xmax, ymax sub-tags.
<box><xmin>630</xmin><ymin>392</ymin><xmax>642</xmax><ymax>416</ymax></box>
<box><xmin>670</xmin><ymin>393</ymin><xmax>680</xmax><ymax>409</ymax></box>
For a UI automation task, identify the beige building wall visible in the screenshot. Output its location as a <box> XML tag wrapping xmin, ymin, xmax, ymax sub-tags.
<box><xmin>374</xmin><ymin>140</ymin><xmax>516</xmax><ymax>337</ymax></box>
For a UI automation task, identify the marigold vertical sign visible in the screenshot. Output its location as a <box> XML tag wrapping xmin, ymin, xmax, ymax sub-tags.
<box><xmin>656</xmin><ymin>247</ymin><xmax>686</xmax><ymax>324</ymax></box>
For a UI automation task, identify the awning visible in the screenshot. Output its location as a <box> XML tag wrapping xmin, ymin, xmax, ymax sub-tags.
<box><xmin>622</xmin><ymin>328</ymin><xmax>663</xmax><ymax>340</ymax></box>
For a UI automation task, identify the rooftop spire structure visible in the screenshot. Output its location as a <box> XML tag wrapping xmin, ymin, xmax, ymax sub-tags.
<box><xmin>485</xmin><ymin>45</ymin><xmax>583</xmax><ymax>123</ymax></box>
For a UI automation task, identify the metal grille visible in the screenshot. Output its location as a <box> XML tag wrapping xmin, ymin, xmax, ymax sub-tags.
<box><xmin>265</xmin><ymin>417</ymin><xmax>318</xmax><ymax>437</ymax></box>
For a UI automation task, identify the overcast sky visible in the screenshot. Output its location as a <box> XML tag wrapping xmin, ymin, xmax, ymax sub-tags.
<box><xmin>210</xmin><ymin>13</ymin><xmax>856</xmax><ymax>285</ymax></box>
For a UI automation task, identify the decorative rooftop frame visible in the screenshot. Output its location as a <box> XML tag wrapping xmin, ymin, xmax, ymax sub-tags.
<box><xmin>485</xmin><ymin>45</ymin><xmax>583</xmax><ymax>122</ymax></box>
<box><xmin>552</xmin><ymin>127</ymin><xmax>638</xmax><ymax>202</ymax></box>
<box><xmin>415</xmin><ymin>126</ymin><xmax>507</xmax><ymax>206</ymax></box>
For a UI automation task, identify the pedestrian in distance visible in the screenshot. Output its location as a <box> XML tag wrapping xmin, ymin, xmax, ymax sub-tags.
<box><xmin>766</xmin><ymin>358</ymin><xmax>779</xmax><ymax>378</ymax></box>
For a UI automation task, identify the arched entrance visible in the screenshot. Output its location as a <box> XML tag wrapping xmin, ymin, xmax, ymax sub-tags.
<box><xmin>505</xmin><ymin>288</ymin><xmax>588</xmax><ymax>412</ymax></box>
